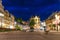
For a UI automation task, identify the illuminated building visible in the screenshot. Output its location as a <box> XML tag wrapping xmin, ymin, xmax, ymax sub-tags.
<box><xmin>45</xmin><ymin>11</ymin><xmax>60</xmax><ymax>31</ymax></box>
<box><xmin>30</xmin><ymin>16</ymin><xmax>40</xmax><ymax>30</ymax></box>
<box><xmin>0</xmin><ymin>0</ymin><xmax>15</xmax><ymax>29</ymax></box>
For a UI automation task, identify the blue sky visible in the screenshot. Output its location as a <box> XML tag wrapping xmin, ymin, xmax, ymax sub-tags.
<box><xmin>2</xmin><ymin>0</ymin><xmax>60</xmax><ymax>21</ymax></box>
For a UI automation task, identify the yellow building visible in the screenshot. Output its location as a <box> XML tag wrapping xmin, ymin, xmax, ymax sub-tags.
<box><xmin>0</xmin><ymin>0</ymin><xmax>15</xmax><ymax>29</ymax></box>
<box><xmin>30</xmin><ymin>16</ymin><xmax>40</xmax><ymax>29</ymax></box>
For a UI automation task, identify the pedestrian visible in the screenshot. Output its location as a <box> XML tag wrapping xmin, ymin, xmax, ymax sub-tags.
<box><xmin>45</xmin><ymin>26</ymin><xmax>50</xmax><ymax>35</ymax></box>
<box><xmin>45</xmin><ymin>30</ymin><xmax>49</xmax><ymax>35</ymax></box>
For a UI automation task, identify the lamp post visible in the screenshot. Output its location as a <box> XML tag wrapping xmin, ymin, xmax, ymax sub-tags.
<box><xmin>0</xmin><ymin>13</ymin><xmax>4</xmax><ymax>28</ymax></box>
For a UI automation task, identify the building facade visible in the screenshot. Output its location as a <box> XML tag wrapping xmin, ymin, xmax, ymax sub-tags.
<box><xmin>45</xmin><ymin>11</ymin><xmax>60</xmax><ymax>31</ymax></box>
<box><xmin>30</xmin><ymin>16</ymin><xmax>40</xmax><ymax>30</ymax></box>
<box><xmin>0</xmin><ymin>0</ymin><xmax>15</xmax><ymax>29</ymax></box>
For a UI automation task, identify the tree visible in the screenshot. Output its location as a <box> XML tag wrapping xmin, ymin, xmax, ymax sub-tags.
<box><xmin>18</xmin><ymin>18</ymin><xmax>22</xmax><ymax>23</ymax></box>
<box><xmin>29</xmin><ymin>19</ymin><xmax>35</xmax><ymax>30</ymax></box>
<box><xmin>15</xmin><ymin>17</ymin><xmax>23</xmax><ymax>24</ymax></box>
<box><xmin>52</xmin><ymin>24</ymin><xmax>56</xmax><ymax>30</ymax></box>
<box><xmin>15</xmin><ymin>24</ymin><xmax>23</xmax><ymax>31</ymax></box>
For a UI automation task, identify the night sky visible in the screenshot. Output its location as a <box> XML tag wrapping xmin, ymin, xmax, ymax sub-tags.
<box><xmin>2</xmin><ymin>0</ymin><xmax>60</xmax><ymax>21</ymax></box>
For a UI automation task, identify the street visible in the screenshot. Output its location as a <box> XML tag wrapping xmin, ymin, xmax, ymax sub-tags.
<box><xmin>0</xmin><ymin>31</ymin><xmax>60</xmax><ymax>40</ymax></box>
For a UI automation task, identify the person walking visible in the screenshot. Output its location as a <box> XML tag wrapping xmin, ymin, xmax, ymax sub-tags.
<box><xmin>45</xmin><ymin>26</ymin><xmax>50</xmax><ymax>35</ymax></box>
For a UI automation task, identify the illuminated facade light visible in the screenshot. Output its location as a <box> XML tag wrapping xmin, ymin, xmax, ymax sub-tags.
<box><xmin>41</xmin><ymin>22</ymin><xmax>46</xmax><ymax>26</ymax></box>
<box><xmin>55</xmin><ymin>14</ymin><xmax>59</xmax><ymax>20</ymax></box>
<box><xmin>14</xmin><ymin>22</ymin><xmax>17</xmax><ymax>25</ymax></box>
<box><xmin>10</xmin><ymin>25</ymin><xmax>14</xmax><ymax>29</ymax></box>
<box><xmin>0</xmin><ymin>13</ymin><xmax>4</xmax><ymax>17</ymax></box>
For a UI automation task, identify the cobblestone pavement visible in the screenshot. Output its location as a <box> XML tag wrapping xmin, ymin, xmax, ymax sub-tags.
<box><xmin>0</xmin><ymin>31</ymin><xmax>60</xmax><ymax>40</ymax></box>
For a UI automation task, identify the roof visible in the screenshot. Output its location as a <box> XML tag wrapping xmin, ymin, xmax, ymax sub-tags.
<box><xmin>46</xmin><ymin>11</ymin><xmax>60</xmax><ymax>21</ymax></box>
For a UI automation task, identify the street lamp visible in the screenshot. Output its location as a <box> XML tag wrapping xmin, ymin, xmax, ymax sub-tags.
<box><xmin>0</xmin><ymin>12</ymin><xmax>4</xmax><ymax>28</ymax></box>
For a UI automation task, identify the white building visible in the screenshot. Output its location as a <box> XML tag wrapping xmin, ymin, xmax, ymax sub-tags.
<box><xmin>40</xmin><ymin>21</ymin><xmax>46</xmax><ymax>31</ymax></box>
